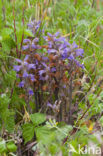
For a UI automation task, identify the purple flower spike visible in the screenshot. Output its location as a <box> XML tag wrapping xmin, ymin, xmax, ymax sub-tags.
<box><xmin>18</xmin><ymin>81</ymin><xmax>25</xmax><ymax>88</ymax></box>
<box><xmin>28</xmin><ymin>89</ymin><xmax>34</xmax><ymax>96</ymax></box>
<box><xmin>13</xmin><ymin>65</ymin><xmax>22</xmax><ymax>72</ymax></box>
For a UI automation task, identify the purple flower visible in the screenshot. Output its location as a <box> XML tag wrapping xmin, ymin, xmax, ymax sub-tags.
<box><xmin>27</xmin><ymin>20</ymin><xmax>41</xmax><ymax>34</ymax></box>
<box><xmin>42</xmin><ymin>56</ymin><xmax>49</xmax><ymax>61</ymax></box>
<box><xmin>71</xmin><ymin>42</ymin><xmax>78</xmax><ymax>49</ymax></box>
<box><xmin>47</xmin><ymin>32</ymin><xmax>53</xmax><ymax>37</ymax></box>
<box><xmin>22</xmin><ymin>45</ymin><xmax>30</xmax><ymax>51</ymax></box>
<box><xmin>23</xmin><ymin>71</ymin><xmax>28</xmax><ymax>78</ymax></box>
<box><xmin>39</xmin><ymin>70</ymin><xmax>46</xmax><ymax>75</ymax></box>
<box><xmin>24</xmin><ymin>55</ymin><xmax>29</xmax><ymax>61</ymax></box>
<box><xmin>41</xmin><ymin>62</ymin><xmax>47</xmax><ymax>68</ymax></box>
<box><xmin>63</xmin><ymin>85</ymin><xmax>66</xmax><ymax>88</ymax></box>
<box><xmin>47</xmin><ymin>102</ymin><xmax>52</xmax><ymax>108</ymax></box>
<box><xmin>75</xmin><ymin>60</ymin><xmax>84</xmax><ymax>69</ymax></box>
<box><xmin>29</xmin><ymin>74</ymin><xmax>35</xmax><ymax>81</ymax></box>
<box><xmin>68</xmin><ymin>54</ymin><xmax>74</xmax><ymax>60</ymax></box>
<box><xmin>39</xmin><ymin>75</ymin><xmax>49</xmax><ymax>81</ymax></box>
<box><xmin>23</xmin><ymin>39</ymin><xmax>31</xmax><ymax>43</ymax></box>
<box><xmin>48</xmin><ymin>42</ymin><xmax>53</xmax><ymax>48</ymax></box>
<box><xmin>56</xmin><ymin>37</ymin><xmax>66</xmax><ymax>42</ymax></box>
<box><xmin>75</xmin><ymin>49</ymin><xmax>84</xmax><ymax>57</ymax></box>
<box><xmin>18</xmin><ymin>81</ymin><xmax>25</xmax><ymax>88</ymax></box>
<box><xmin>27</xmin><ymin>22</ymin><xmax>34</xmax><ymax>28</ymax></box>
<box><xmin>32</xmin><ymin>38</ymin><xmax>39</xmax><ymax>43</ymax></box>
<box><xmin>13</xmin><ymin>65</ymin><xmax>22</xmax><ymax>72</ymax></box>
<box><xmin>16</xmin><ymin>59</ymin><xmax>22</xmax><ymax>64</ymax></box>
<box><xmin>51</xmin><ymin>67</ymin><xmax>56</xmax><ymax>72</ymax></box>
<box><xmin>28</xmin><ymin>64</ymin><xmax>35</xmax><ymax>70</ymax></box>
<box><xmin>55</xmin><ymin>32</ymin><xmax>60</xmax><ymax>37</ymax></box>
<box><xmin>16</xmin><ymin>74</ymin><xmax>20</xmax><ymax>78</ymax></box>
<box><xmin>31</xmin><ymin>44</ymin><xmax>37</xmax><ymax>49</ymax></box>
<box><xmin>47</xmin><ymin>49</ymin><xmax>57</xmax><ymax>54</ymax></box>
<box><xmin>28</xmin><ymin>89</ymin><xmax>34</xmax><ymax>96</ymax></box>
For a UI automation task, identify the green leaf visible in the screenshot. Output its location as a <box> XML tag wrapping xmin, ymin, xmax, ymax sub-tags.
<box><xmin>22</xmin><ymin>123</ymin><xmax>35</xmax><ymax>143</ymax></box>
<box><xmin>30</xmin><ymin>113</ymin><xmax>46</xmax><ymax>126</ymax></box>
<box><xmin>7</xmin><ymin>142</ymin><xmax>17</xmax><ymax>152</ymax></box>
<box><xmin>6</xmin><ymin>113</ymin><xmax>15</xmax><ymax>133</ymax></box>
<box><xmin>0</xmin><ymin>139</ymin><xmax>6</xmax><ymax>153</ymax></box>
<box><xmin>35</xmin><ymin>126</ymin><xmax>53</xmax><ymax>144</ymax></box>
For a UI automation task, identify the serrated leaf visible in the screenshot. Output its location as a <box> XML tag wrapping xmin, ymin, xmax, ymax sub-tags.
<box><xmin>30</xmin><ymin>113</ymin><xmax>46</xmax><ymax>126</ymax></box>
<box><xmin>22</xmin><ymin>123</ymin><xmax>35</xmax><ymax>143</ymax></box>
<box><xmin>6</xmin><ymin>113</ymin><xmax>15</xmax><ymax>133</ymax></box>
<box><xmin>35</xmin><ymin>126</ymin><xmax>52</xmax><ymax>144</ymax></box>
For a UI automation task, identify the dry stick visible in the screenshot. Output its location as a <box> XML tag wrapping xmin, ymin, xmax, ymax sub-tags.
<box><xmin>63</xmin><ymin>32</ymin><xmax>74</xmax><ymax>38</ymax></box>
<box><xmin>13</xmin><ymin>2</ymin><xmax>19</xmax><ymax>58</ymax></box>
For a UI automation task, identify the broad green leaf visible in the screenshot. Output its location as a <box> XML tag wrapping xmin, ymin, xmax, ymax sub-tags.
<box><xmin>30</xmin><ymin>113</ymin><xmax>46</xmax><ymax>126</ymax></box>
<box><xmin>7</xmin><ymin>142</ymin><xmax>17</xmax><ymax>152</ymax></box>
<box><xmin>22</xmin><ymin>123</ymin><xmax>35</xmax><ymax>143</ymax></box>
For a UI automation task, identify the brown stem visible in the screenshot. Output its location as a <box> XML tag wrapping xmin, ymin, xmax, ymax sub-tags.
<box><xmin>68</xmin><ymin>76</ymin><xmax>72</xmax><ymax>124</ymax></box>
<box><xmin>92</xmin><ymin>0</ymin><xmax>95</xmax><ymax>8</ymax></box>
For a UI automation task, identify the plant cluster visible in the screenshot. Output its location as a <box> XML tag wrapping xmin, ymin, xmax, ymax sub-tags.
<box><xmin>13</xmin><ymin>20</ymin><xmax>84</xmax><ymax>122</ymax></box>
